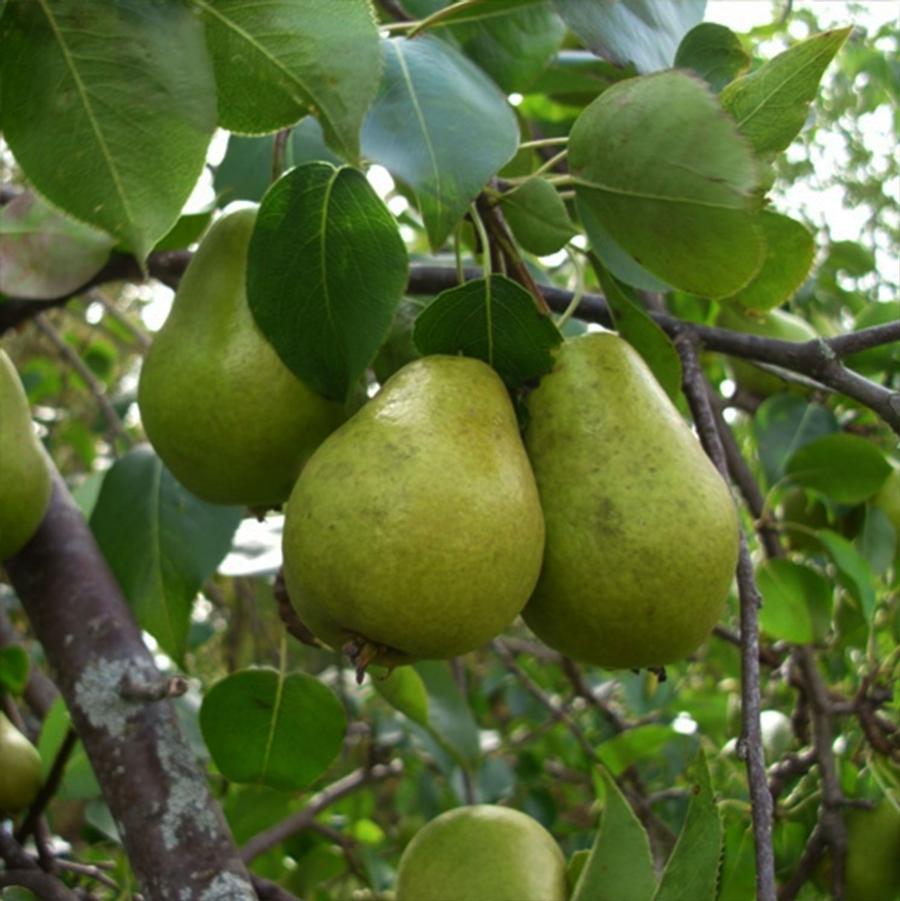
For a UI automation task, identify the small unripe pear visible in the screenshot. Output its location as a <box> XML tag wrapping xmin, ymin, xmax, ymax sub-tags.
<box><xmin>0</xmin><ymin>712</ymin><xmax>43</xmax><ymax>814</ymax></box>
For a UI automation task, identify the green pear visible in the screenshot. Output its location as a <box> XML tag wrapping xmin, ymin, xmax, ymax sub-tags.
<box><xmin>0</xmin><ymin>349</ymin><xmax>51</xmax><ymax>560</ymax></box>
<box><xmin>395</xmin><ymin>805</ymin><xmax>567</xmax><ymax>901</ymax></box>
<box><xmin>282</xmin><ymin>356</ymin><xmax>545</xmax><ymax>667</ymax></box>
<box><xmin>716</xmin><ymin>306</ymin><xmax>818</xmax><ymax>397</ymax></box>
<box><xmin>0</xmin><ymin>712</ymin><xmax>42</xmax><ymax>814</ymax></box>
<box><xmin>523</xmin><ymin>333</ymin><xmax>739</xmax><ymax>669</ymax></box>
<box><xmin>138</xmin><ymin>207</ymin><xmax>345</xmax><ymax>508</ymax></box>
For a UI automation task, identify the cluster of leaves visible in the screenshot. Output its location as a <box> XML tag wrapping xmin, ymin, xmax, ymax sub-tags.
<box><xmin>0</xmin><ymin>1</ymin><xmax>897</xmax><ymax>900</ymax></box>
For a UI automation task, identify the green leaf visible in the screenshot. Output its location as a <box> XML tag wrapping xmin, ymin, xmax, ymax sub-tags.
<box><xmin>247</xmin><ymin>162</ymin><xmax>408</xmax><ymax>402</ymax></box>
<box><xmin>413</xmin><ymin>275</ymin><xmax>562</xmax><ymax>388</ymax></box>
<box><xmin>597</xmin><ymin>725</ymin><xmax>677</xmax><ymax>776</ymax></box>
<box><xmin>674</xmin><ymin>23</ymin><xmax>750</xmax><ymax>93</ymax></box>
<box><xmin>361</xmin><ymin>35</ymin><xmax>519</xmax><ymax>249</ymax></box>
<box><xmin>572</xmin><ymin>770</ymin><xmax>657</xmax><ymax>901</ymax></box>
<box><xmin>0</xmin><ymin>193</ymin><xmax>114</xmax><ymax>299</ymax></box>
<box><xmin>151</xmin><ymin>205</ymin><xmax>215</xmax><ymax>254</ymax></box>
<box><xmin>652</xmin><ymin>752</ymin><xmax>722</xmax><ymax>901</ymax></box>
<box><xmin>757</xmin><ymin>558</ymin><xmax>832</xmax><ymax>644</ymax></box>
<box><xmin>814</xmin><ymin>530</ymin><xmax>876</xmax><ymax>624</ymax></box>
<box><xmin>195</xmin><ymin>0</ymin><xmax>380</xmax><ymax>160</ymax></box>
<box><xmin>554</xmin><ymin>0</ymin><xmax>705</xmax><ymax>73</ymax></box>
<box><xmin>0</xmin><ymin>0</ymin><xmax>217</xmax><ymax>259</ymax></box>
<box><xmin>0</xmin><ymin>646</ymin><xmax>29</xmax><ymax>695</ymax></box>
<box><xmin>786</xmin><ymin>433</ymin><xmax>891</xmax><ymax>505</ymax></box>
<box><xmin>570</xmin><ymin>71</ymin><xmax>764</xmax><ymax>298</ymax></box>
<box><xmin>721</xmin><ymin>28</ymin><xmax>853</xmax><ymax>156</ymax></box>
<box><xmin>213</xmin><ymin>120</ymin><xmax>340</xmax><ymax>204</ymax></box>
<box><xmin>36</xmin><ymin>698</ymin><xmax>101</xmax><ymax>800</ymax></box>
<box><xmin>199</xmin><ymin>669</ymin><xmax>346</xmax><ymax>790</ymax></box>
<box><xmin>415</xmin><ymin>661</ymin><xmax>480</xmax><ymax>766</ymax></box>
<box><xmin>753</xmin><ymin>396</ymin><xmax>838</xmax><ymax>486</ymax></box>
<box><xmin>528</xmin><ymin>49</ymin><xmax>632</xmax><ymax>98</ymax></box>
<box><xmin>856</xmin><ymin>505</ymin><xmax>896</xmax><ymax>577</ymax></box>
<box><xmin>407</xmin><ymin>0</ymin><xmax>548</xmax><ymax>28</ymax></box>
<box><xmin>372</xmin><ymin>666</ymin><xmax>430</xmax><ymax>728</ymax></box>
<box><xmin>500</xmin><ymin>178</ymin><xmax>576</xmax><ymax>256</ymax></box>
<box><xmin>595</xmin><ymin>266</ymin><xmax>682</xmax><ymax>402</ymax></box>
<box><xmin>720</xmin><ymin>211</ymin><xmax>815</xmax><ymax>312</ymax></box>
<box><xmin>90</xmin><ymin>446</ymin><xmax>242</xmax><ymax>663</ymax></box>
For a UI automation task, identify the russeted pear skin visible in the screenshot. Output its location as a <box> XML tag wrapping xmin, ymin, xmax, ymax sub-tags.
<box><xmin>395</xmin><ymin>805</ymin><xmax>567</xmax><ymax>901</ymax></box>
<box><xmin>282</xmin><ymin>356</ymin><xmax>545</xmax><ymax>664</ymax></box>
<box><xmin>0</xmin><ymin>712</ymin><xmax>43</xmax><ymax>814</ymax></box>
<box><xmin>138</xmin><ymin>207</ymin><xmax>345</xmax><ymax>508</ymax></box>
<box><xmin>523</xmin><ymin>333</ymin><xmax>739</xmax><ymax>669</ymax></box>
<box><xmin>0</xmin><ymin>350</ymin><xmax>51</xmax><ymax>560</ymax></box>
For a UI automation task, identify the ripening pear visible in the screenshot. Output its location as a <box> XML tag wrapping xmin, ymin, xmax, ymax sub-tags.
<box><xmin>523</xmin><ymin>333</ymin><xmax>739</xmax><ymax>669</ymax></box>
<box><xmin>0</xmin><ymin>349</ymin><xmax>51</xmax><ymax>560</ymax></box>
<box><xmin>716</xmin><ymin>305</ymin><xmax>817</xmax><ymax>397</ymax></box>
<box><xmin>395</xmin><ymin>805</ymin><xmax>567</xmax><ymax>901</ymax></box>
<box><xmin>138</xmin><ymin>207</ymin><xmax>345</xmax><ymax>508</ymax></box>
<box><xmin>0</xmin><ymin>712</ymin><xmax>42</xmax><ymax>814</ymax></box>
<box><xmin>282</xmin><ymin>356</ymin><xmax>545</xmax><ymax>667</ymax></box>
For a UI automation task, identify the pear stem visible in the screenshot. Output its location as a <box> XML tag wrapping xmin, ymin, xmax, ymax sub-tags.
<box><xmin>468</xmin><ymin>204</ymin><xmax>492</xmax><ymax>282</ymax></box>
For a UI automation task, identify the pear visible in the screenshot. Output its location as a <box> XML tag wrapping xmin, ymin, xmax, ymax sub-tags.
<box><xmin>395</xmin><ymin>805</ymin><xmax>567</xmax><ymax>901</ymax></box>
<box><xmin>138</xmin><ymin>207</ymin><xmax>345</xmax><ymax>508</ymax></box>
<box><xmin>523</xmin><ymin>333</ymin><xmax>739</xmax><ymax>669</ymax></box>
<box><xmin>0</xmin><ymin>349</ymin><xmax>51</xmax><ymax>560</ymax></box>
<box><xmin>0</xmin><ymin>712</ymin><xmax>43</xmax><ymax>814</ymax></box>
<box><xmin>716</xmin><ymin>305</ymin><xmax>817</xmax><ymax>397</ymax></box>
<box><xmin>282</xmin><ymin>355</ymin><xmax>545</xmax><ymax>667</ymax></box>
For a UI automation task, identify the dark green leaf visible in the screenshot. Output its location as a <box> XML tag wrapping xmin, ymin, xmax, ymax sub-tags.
<box><xmin>36</xmin><ymin>698</ymin><xmax>101</xmax><ymax>800</ymax></box>
<box><xmin>720</xmin><ymin>211</ymin><xmax>815</xmax><ymax>312</ymax></box>
<box><xmin>0</xmin><ymin>646</ymin><xmax>29</xmax><ymax>695</ymax></box>
<box><xmin>372</xmin><ymin>666</ymin><xmax>430</xmax><ymax>728</ymax></box>
<box><xmin>786</xmin><ymin>433</ymin><xmax>891</xmax><ymax>505</ymax></box>
<box><xmin>527</xmin><ymin>49</ymin><xmax>632</xmax><ymax>99</ymax></box>
<box><xmin>595</xmin><ymin>266</ymin><xmax>682</xmax><ymax>402</ymax></box>
<box><xmin>413</xmin><ymin>275</ymin><xmax>562</xmax><ymax>388</ymax></box>
<box><xmin>757</xmin><ymin>559</ymin><xmax>832</xmax><ymax>644</ymax></box>
<box><xmin>0</xmin><ymin>193</ymin><xmax>114</xmax><ymax>299</ymax></box>
<box><xmin>415</xmin><ymin>661</ymin><xmax>480</xmax><ymax>766</ymax></box>
<box><xmin>90</xmin><ymin>446</ymin><xmax>242</xmax><ymax>663</ymax></box>
<box><xmin>753</xmin><ymin>396</ymin><xmax>838</xmax><ymax>486</ymax></box>
<box><xmin>554</xmin><ymin>0</ymin><xmax>704</xmax><ymax>73</ymax></box>
<box><xmin>247</xmin><ymin>162</ymin><xmax>408</xmax><ymax>402</ymax></box>
<box><xmin>407</xmin><ymin>0</ymin><xmax>547</xmax><ymax>28</ymax></box>
<box><xmin>151</xmin><ymin>206</ymin><xmax>215</xmax><ymax>254</ymax></box>
<box><xmin>0</xmin><ymin>0</ymin><xmax>217</xmax><ymax>259</ymax></box>
<box><xmin>856</xmin><ymin>505</ymin><xmax>896</xmax><ymax>577</ymax></box>
<box><xmin>570</xmin><ymin>72</ymin><xmax>764</xmax><ymax>298</ymax></box>
<box><xmin>195</xmin><ymin>0</ymin><xmax>380</xmax><ymax>160</ymax></box>
<box><xmin>814</xmin><ymin>530</ymin><xmax>877</xmax><ymax>624</ymax></box>
<box><xmin>674</xmin><ymin>23</ymin><xmax>750</xmax><ymax>92</ymax></box>
<box><xmin>361</xmin><ymin>36</ymin><xmax>519</xmax><ymax>249</ymax></box>
<box><xmin>597</xmin><ymin>725</ymin><xmax>677</xmax><ymax>776</ymax></box>
<box><xmin>200</xmin><ymin>669</ymin><xmax>346</xmax><ymax>790</ymax></box>
<box><xmin>652</xmin><ymin>752</ymin><xmax>722</xmax><ymax>901</ymax></box>
<box><xmin>500</xmin><ymin>178</ymin><xmax>576</xmax><ymax>256</ymax></box>
<box><xmin>721</xmin><ymin>28</ymin><xmax>852</xmax><ymax>155</ymax></box>
<box><xmin>572</xmin><ymin>770</ymin><xmax>657</xmax><ymax>901</ymax></box>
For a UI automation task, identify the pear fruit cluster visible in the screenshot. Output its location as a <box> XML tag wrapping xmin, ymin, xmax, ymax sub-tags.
<box><xmin>395</xmin><ymin>804</ymin><xmax>567</xmax><ymax>901</ymax></box>
<box><xmin>138</xmin><ymin>207</ymin><xmax>346</xmax><ymax>509</ymax></box>
<box><xmin>0</xmin><ymin>712</ymin><xmax>43</xmax><ymax>814</ymax></box>
<box><xmin>0</xmin><ymin>349</ymin><xmax>51</xmax><ymax>560</ymax></box>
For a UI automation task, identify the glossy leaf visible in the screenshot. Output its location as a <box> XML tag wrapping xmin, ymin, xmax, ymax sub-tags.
<box><xmin>372</xmin><ymin>666</ymin><xmax>430</xmax><ymax>728</ymax></box>
<box><xmin>0</xmin><ymin>0</ymin><xmax>217</xmax><ymax>259</ymax></box>
<box><xmin>814</xmin><ymin>531</ymin><xmax>876</xmax><ymax>624</ymax></box>
<box><xmin>200</xmin><ymin>669</ymin><xmax>346</xmax><ymax>790</ymax></box>
<box><xmin>90</xmin><ymin>446</ymin><xmax>242</xmax><ymax>663</ymax></box>
<box><xmin>674</xmin><ymin>22</ymin><xmax>750</xmax><ymax>92</ymax></box>
<box><xmin>652</xmin><ymin>753</ymin><xmax>722</xmax><ymax>901</ymax></box>
<box><xmin>406</xmin><ymin>0</ymin><xmax>548</xmax><ymax>28</ymax></box>
<box><xmin>720</xmin><ymin>211</ymin><xmax>815</xmax><ymax>312</ymax></box>
<box><xmin>195</xmin><ymin>0</ymin><xmax>380</xmax><ymax>160</ymax></box>
<box><xmin>856</xmin><ymin>506</ymin><xmax>896</xmax><ymax>577</ymax></box>
<box><xmin>247</xmin><ymin>162</ymin><xmax>408</xmax><ymax>402</ymax></box>
<box><xmin>361</xmin><ymin>35</ymin><xmax>519</xmax><ymax>249</ymax></box>
<box><xmin>753</xmin><ymin>396</ymin><xmax>838</xmax><ymax>486</ymax></box>
<box><xmin>415</xmin><ymin>661</ymin><xmax>480</xmax><ymax>766</ymax></box>
<box><xmin>500</xmin><ymin>178</ymin><xmax>576</xmax><ymax>256</ymax></box>
<box><xmin>0</xmin><ymin>646</ymin><xmax>29</xmax><ymax>696</ymax></box>
<box><xmin>570</xmin><ymin>71</ymin><xmax>764</xmax><ymax>298</ymax></box>
<box><xmin>786</xmin><ymin>433</ymin><xmax>891</xmax><ymax>505</ymax></box>
<box><xmin>757</xmin><ymin>559</ymin><xmax>832</xmax><ymax>644</ymax></box>
<box><xmin>0</xmin><ymin>193</ymin><xmax>114</xmax><ymax>299</ymax></box>
<box><xmin>413</xmin><ymin>275</ymin><xmax>562</xmax><ymax>388</ymax></box>
<box><xmin>597</xmin><ymin>725</ymin><xmax>677</xmax><ymax>776</ymax></box>
<box><xmin>554</xmin><ymin>0</ymin><xmax>705</xmax><ymax>73</ymax></box>
<box><xmin>595</xmin><ymin>266</ymin><xmax>682</xmax><ymax>402</ymax></box>
<box><xmin>721</xmin><ymin>28</ymin><xmax>852</xmax><ymax>155</ymax></box>
<box><xmin>572</xmin><ymin>770</ymin><xmax>657</xmax><ymax>901</ymax></box>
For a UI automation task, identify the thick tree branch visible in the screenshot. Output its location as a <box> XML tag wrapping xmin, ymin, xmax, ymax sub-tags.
<box><xmin>4</xmin><ymin>472</ymin><xmax>256</xmax><ymax>901</ymax></box>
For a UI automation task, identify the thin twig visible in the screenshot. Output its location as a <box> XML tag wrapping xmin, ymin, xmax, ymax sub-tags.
<box><xmin>16</xmin><ymin>728</ymin><xmax>78</xmax><ymax>842</ymax></box>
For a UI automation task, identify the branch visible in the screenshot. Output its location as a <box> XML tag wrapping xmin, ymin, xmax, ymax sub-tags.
<box><xmin>0</xmin><ymin>871</ymin><xmax>78</xmax><ymax>900</ymax></box>
<box><xmin>4</xmin><ymin>471</ymin><xmax>256</xmax><ymax>899</ymax></box>
<box><xmin>15</xmin><ymin>728</ymin><xmax>78</xmax><ymax>842</ymax></box>
<box><xmin>675</xmin><ymin>332</ymin><xmax>777</xmax><ymax>901</ymax></box>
